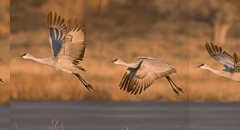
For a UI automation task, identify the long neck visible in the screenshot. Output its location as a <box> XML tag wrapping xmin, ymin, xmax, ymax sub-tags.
<box><xmin>25</xmin><ymin>54</ymin><xmax>53</xmax><ymax>65</ymax></box>
<box><xmin>117</xmin><ymin>60</ymin><xmax>140</xmax><ymax>68</ymax></box>
<box><xmin>204</xmin><ymin>66</ymin><xmax>229</xmax><ymax>78</ymax></box>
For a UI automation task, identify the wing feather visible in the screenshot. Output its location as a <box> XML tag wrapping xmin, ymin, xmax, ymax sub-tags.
<box><xmin>233</xmin><ymin>52</ymin><xmax>240</xmax><ymax>72</ymax></box>
<box><xmin>47</xmin><ymin>11</ymin><xmax>67</xmax><ymax>57</ymax></box>
<box><xmin>133</xmin><ymin>85</ymin><xmax>139</xmax><ymax>95</ymax></box>
<box><xmin>120</xmin><ymin>72</ymin><xmax>129</xmax><ymax>91</ymax></box>
<box><xmin>57</xmin><ymin>18</ymin><xmax>86</xmax><ymax>68</ymax></box>
<box><xmin>133</xmin><ymin>56</ymin><xmax>156</xmax><ymax>62</ymax></box>
<box><xmin>205</xmin><ymin>42</ymin><xmax>234</xmax><ymax>70</ymax></box>
<box><xmin>119</xmin><ymin>59</ymin><xmax>176</xmax><ymax>94</ymax></box>
<box><xmin>138</xmin><ymin>79</ymin><xmax>143</xmax><ymax>94</ymax></box>
<box><xmin>119</xmin><ymin>72</ymin><xmax>127</xmax><ymax>89</ymax></box>
<box><xmin>129</xmin><ymin>78</ymin><xmax>136</xmax><ymax>94</ymax></box>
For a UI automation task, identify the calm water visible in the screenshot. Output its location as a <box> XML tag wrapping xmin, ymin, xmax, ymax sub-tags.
<box><xmin>8</xmin><ymin>101</ymin><xmax>240</xmax><ymax>130</ymax></box>
<box><xmin>0</xmin><ymin>105</ymin><xmax>10</xmax><ymax>130</ymax></box>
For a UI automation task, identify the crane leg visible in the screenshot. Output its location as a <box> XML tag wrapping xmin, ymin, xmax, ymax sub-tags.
<box><xmin>165</xmin><ymin>76</ymin><xmax>183</xmax><ymax>95</ymax></box>
<box><xmin>73</xmin><ymin>73</ymin><xmax>94</xmax><ymax>91</ymax></box>
<box><xmin>166</xmin><ymin>76</ymin><xmax>179</xmax><ymax>95</ymax></box>
<box><xmin>167</xmin><ymin>76</ymin><xmax>184</xmax><ymax>93</ymax></box>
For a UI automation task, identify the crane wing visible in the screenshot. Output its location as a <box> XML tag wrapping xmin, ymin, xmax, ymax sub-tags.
<box><xmin>57</xmin><ymin>18</ymin><xmax>86</xmax><ymax>67</ymax></box>
<box><xmin>47</xmin><ymin>11</ymin><xmax>67</xmax><ymax>57</ymax></box>
<box><xmin>205</xmin><ymin>42</ymin><xmax>234</xmax><ymax>70</ymax></box>
<box><xmin>133</xmin><ymin>56</ymin><xmax>156</xmax><ymax>62</ymax></box>
<box><xmin>233</xmin><ymin>52</ymin><xmax>240</xmax><ymax>72</ymax></box>
<box><xmin>119</xmin><ymin>59</ymin><xmax>176</xmax><ymax>95</ymax></box>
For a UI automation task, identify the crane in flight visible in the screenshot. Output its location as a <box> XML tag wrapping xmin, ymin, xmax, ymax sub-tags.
<box><xmin>21</xmin><ymin>11</ymin><xmax>94</xmax><ymax>91</ymax></box>
<box><xmin>196</xmin><ymin>42</ymin><xmax>240</xmax><ymax>81</ymax></box>
<box><xmin>111</xmin><ymin>56</ymin><xmax>183</xmax><ymax>95</ymax></box>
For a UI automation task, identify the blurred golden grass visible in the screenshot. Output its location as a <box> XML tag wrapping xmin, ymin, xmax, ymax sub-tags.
<box><xmin>10</xmin><ymin>29</ymin><xmax>190</xmax><ymax>102</ymax></box>
<box><xmin>0</xmin><ymin>36</ymin><xmax>10</xmax><ymax>104</ymax></box>
<box><xmin>9</xmin><ymin>0</ymin><xmax>240</xmax><ymax>102</ymax></box>
<box><xmin>10</xmin><ymin>26</ymin><xmax>240</xmax><ymax>102</ymax></box>
<box><xmin>0</xmin><ymin>0</ymin><xmax>9</xmax><ymax>37</ymax></box>
<box><xmin>0</xmin><ymin>0</ymin><xmax>9</xmax><ymax>104</ymax></box>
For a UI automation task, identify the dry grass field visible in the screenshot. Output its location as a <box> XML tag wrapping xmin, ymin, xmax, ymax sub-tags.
<box><xmin>9</xmin><ymin>0</ymin><xmax>240</xmax><ymax>102</ymax></box>
<box><xmin>0</xmin><ymin>0</ymin><xmax>9</xmax><ymax>104</ymax></box>
<box><xmin>0</xmin><ymin>36</ymin><xmax>10</xmax><ymax>104</ymax></box>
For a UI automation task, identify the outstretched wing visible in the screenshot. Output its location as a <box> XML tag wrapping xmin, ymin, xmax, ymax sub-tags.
<box><xmin>233</xmin><ymin>52</ymin><xmax>240</xmax><ymax>72</ymax></box>
<box><xmin>205</xmin><ymin>42</ymin><xmax>234</xmax><ymax>70</ymax></box>
<box><xmin>57</xmin><ymin>18</ymin><xmax>86</xmax><ymax>66</ymax></box>
<box><xmin>133</xmin><ymin>56</ymin><xmax>156</xmax><ymax>62</ymax></box>
<box><xmin>47</xmin><ymin>11</ymin><xmax>67</xmax><ymax>57</ymax></box>
<box><xmin>119</xmin><ymin>59</ymin><xmax>176</xmax><ymax>95</ymax></box>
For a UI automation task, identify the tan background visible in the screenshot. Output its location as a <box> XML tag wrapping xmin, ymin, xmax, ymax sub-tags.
<box><xmin>7</xmin><ymin>0</ymin><xmax>240</xmax><ymax>104</ymax></box>
<box><xmin>0</xmin><ymin>0</ymin><xmax>9</xmax><ymax>104</ymax></box>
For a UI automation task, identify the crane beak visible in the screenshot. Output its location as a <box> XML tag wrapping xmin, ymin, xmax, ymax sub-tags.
<box><xmin>110</xmin><ymin>59</ymin><xmax>118</xmax><ymax>63</ymax></box>
<box><xmin>195</xmin><ymin>63</ymin><xmax>205</xmax><ymax>68</ymax></box>
<box><xmin>110</xmin><ymin>60</ymin><xmax>114</xmax><ymax>63</ymax></box>
<box><xmin>19</xmin><ymin>55</ymin><xmax>23</xmax><ymax>58</ymax></box>
<box><xmin>19</xmin><ymin>53</ymin><xmax>27</xmax><ymax>58</ymax></box>
<box><xmin>195</xmin><ymin>65</ymin><xmax>201</xmax><ymax>68</ymax></box>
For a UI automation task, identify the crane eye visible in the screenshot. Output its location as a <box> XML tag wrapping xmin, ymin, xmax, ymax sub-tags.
<box><xmin>21</xmin><ymin>53</ymin><xmax>27</xmax><ymax>57</ymax></box>
<box><xmin>114</xmin><ymin>59</ymin><xmax>118</xmax><ymax>61</ymax></box>
<box><xmin>200</xmin><ymin>63</ymin><xmax>204</xmax><ymax>66</ymax></box>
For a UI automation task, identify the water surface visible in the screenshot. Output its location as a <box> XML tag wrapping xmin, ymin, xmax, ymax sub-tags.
<box><xmin>0</xmin><ymin>105</ymin><xmax>10</xmax><ymax>130</ymax></box>
<box><xmin>10</xmin><ymin>101</ymin><xmax>240</xmax><ymax>130</ymax></box>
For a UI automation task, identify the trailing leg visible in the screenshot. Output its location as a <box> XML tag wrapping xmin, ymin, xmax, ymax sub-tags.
<box><xmin>73</xmin><ymin>73</ymin><xmax>94</xmax><ymax>91</ymax></box>
<box><xmin>165</xmin><ymin>76</ymin><xmax>183</xmax><ymax>95</ymax></box>
<box><xmin>167</xmin><ymin>76</ymin><xmax>183</xmax><ymax>93</ymax></box>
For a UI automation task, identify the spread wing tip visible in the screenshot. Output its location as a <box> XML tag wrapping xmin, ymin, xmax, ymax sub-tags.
<box><xmin>205</xmin><ymin>42</ymin><xmax>235</xmax><ymax>70</ymax></box>
<box><xmin>233</xmin><ymin>52</ymin><xmax>239</xmax><ymax>64</ymax></box>
<box><xmin>67</xmin><ymin>18</ymin><xmax>84</xmax><ymax>33</ymax></box>
<box><xmin>233</xmin><ymin>52</ymin><xmax>240</xmax><ymax>72</ymax></box>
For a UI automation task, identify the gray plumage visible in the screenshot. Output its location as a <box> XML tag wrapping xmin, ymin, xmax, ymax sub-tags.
<box><xmin>21</xmin><ymin>11</ymin><xmax>93</xmax><ymax>91</ymax></box>
<box><xmin>197</xmin><ymin>42</ymin><xmax>240</xmax><ymax>81</ymax></box>
<box><xmin>111</xmin><ymin>56</ymin><xmax>183</xmax><ymax>95</ymax></box>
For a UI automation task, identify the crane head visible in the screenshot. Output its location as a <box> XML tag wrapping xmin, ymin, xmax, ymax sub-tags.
<box><xmin>110</xmin><ymin>58</ymin><xmax>120</xmax><ymax>63</ymax></box>
<box><xmin>20</xmin><ymin>53</ymin><xmax>32</xmax><ymax>59</ymax></box>
<box><xmin>195</xmin><ymin>63</ymin><xmax>209</xmax><ymax>69</ymax></box>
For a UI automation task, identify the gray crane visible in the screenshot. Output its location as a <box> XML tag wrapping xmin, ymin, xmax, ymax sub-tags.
<box><xmin>21</xmin><ymin>11</ymin><xmax>94</xmax><ymax>91</ymax></box>
<box><xmin>196</xmin><ymin>42</ymin><xmax>240</xmax><ymax>81</ymax></box>
<box><xmin>111</xmin><ymin>56</ymin><xmax>183</xmax><ymax>95</ymax></box>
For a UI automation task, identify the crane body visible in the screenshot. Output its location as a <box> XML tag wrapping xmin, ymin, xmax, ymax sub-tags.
<box><xmin>111</xmin><ymin>56</ymin><xmax>183</xmax><ymax>95</ymax></box>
